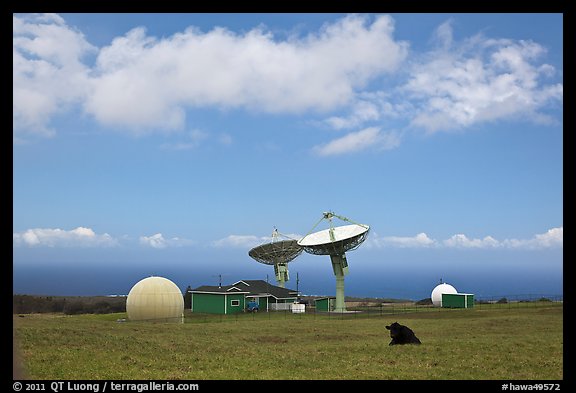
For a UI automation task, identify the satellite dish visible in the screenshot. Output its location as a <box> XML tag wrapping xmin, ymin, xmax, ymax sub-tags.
<box><xmin>248</xmin><ymin>228</ymin><xmax>303</xmax><ymax>288</ymax></box>
<box><xmin>298</xmin><ymin>212</ymin><xmax>370</xmax><ymax>312</ymax></box>
<box><xmin>298</xmin><ymin>224</ymin><xmax>369</xmax><ymax>255</ymax></box>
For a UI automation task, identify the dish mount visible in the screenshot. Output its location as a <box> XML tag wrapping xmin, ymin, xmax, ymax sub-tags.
<box><xmin>248</xmin><ymin>228</ymin><xmax>303</xmax><ymax>288</ymax></box>
<box><xmin>298</xmin><ymin>211</ymin><xmax>370</xmax><ymax>312</ymax></box>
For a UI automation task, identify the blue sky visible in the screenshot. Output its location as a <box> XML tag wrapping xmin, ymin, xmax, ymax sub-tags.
<box><xmin>13</xmin><ymin>13</ymin><xmax>563</xmax><ymax>299</ymax></box>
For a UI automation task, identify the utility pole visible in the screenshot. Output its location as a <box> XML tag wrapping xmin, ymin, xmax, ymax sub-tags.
<box><xmin>296</xmin><ymin>272</ymin><xmax>300</xmax><ymax>297</ymax></box>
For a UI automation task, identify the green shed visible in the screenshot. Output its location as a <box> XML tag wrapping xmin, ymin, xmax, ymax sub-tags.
<box><xmin>315</xmin><ymin>297</ymin><xmax>336</xmax><ymax>312</ymax></box>
<box><xmin>189</xmin><ymin>280</ymin><xmax>298</xmax><ymax>314</ymax></box>
<box><xmin>442</xmin><ymin>293</ymin><xmax>474</xmax><ymax>308</ymax></box>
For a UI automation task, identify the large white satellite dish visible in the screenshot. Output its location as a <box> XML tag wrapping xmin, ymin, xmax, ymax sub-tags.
<box><xmin>298</xmin><ymin>212</ymin><xmax>370</xmax><ymax>312</ymax></box>
<box><xmin>298</xmin><ymin>224</ymin><xmax>369</xmax><ymax>255</ymax></box>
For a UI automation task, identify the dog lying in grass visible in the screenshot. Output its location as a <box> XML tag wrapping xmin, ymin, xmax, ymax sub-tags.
<box><xmin>386</xmin><ymin>322</ymin><xmax>421</xmax><ymax>345</ymax></box>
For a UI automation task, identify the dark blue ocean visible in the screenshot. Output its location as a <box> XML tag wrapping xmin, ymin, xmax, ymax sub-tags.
<box><xmin>13</xmin><ymin>249</ymin><xmax>563</xmax><ymax>301</ymax></box>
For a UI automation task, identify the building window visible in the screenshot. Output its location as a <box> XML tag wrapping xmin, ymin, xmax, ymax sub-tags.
<box><xmin>231</xmin><ymin>300</ymin><xmax>240</xmax><ymax>306</ymax></box>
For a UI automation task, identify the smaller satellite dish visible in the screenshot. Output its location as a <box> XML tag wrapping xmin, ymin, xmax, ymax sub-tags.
<box><xmin>248</xmin><ymin>228</ymin><xmax>303</xmax><ymax>288</ymax></box>
<box><xmin>248</xmin><ymin>239</ymin><xmax>302</xmax><ymax>265</ymax></box>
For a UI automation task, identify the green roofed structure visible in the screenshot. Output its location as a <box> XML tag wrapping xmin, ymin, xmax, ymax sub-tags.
<box><xmin>442</xmin><ymin>293</ymin><xmax>475</xmax><ymax>308</ymax></box>
<box><xmin>314</xmin><ymin>297</ymin><xmax>336</xmax><ymax>312</ymax></box>
<box><xmin>189</xmin><ymin>280</ymin><xmax>299</xmax><ymax>314</ymax></box>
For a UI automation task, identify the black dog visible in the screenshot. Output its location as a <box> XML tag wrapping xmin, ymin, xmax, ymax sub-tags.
<box><xmin>385</xmin><ymin>322</ymin><xmax>421</xmax><ymax>345</ymax></box>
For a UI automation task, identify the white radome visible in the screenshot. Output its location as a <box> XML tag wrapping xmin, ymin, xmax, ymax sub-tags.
<box><xmin>431</xmin><ymin>283</ymin><xmax>457</xmax><ymax>307</ymax></box>
<box><xmin>126</xmin><ymin>276</ymin><xmax>184</xmax><ymax>321</ymax></box>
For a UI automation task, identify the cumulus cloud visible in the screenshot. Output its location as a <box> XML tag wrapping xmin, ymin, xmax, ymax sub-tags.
<box><xmin>313</xmin><ymin>127</ymin><xmax>401</xmax><ymax>156</ymax></box>
<box><xmin>13</xmin><ymin>13</ymin><xmax>408</xmax><ymax>136</ymax></box>
<box><xmin>212</xmin><ymin>235</ymin><xmax>269</xmax><ymax>249</ymax></box>
<box><xmin>13</xmin><ymin>227</ymin><xmax>117</xmax><ymax>247</ymax></box>
<box><xmin>443</xmin><ymin>234</ymin><xmax>500</xmax><ymax>249</ymax></box>
<box><xmin>502</xmin><ymin>226</ymin><xmax>563</xmax><ymax>250</ymax></box>
<box><xmin>532</xmin><ymin>226</ymin><xmax>563</xmax><ymax>248</ymax></box>
<box><xmin>442</xmin><ymin>227</ymin><xmax>563</xmax><ymax>250</ymax></box>
<box><xmin>87</xmin><ymin>14</ymin><xmax>408</xmax><ymax>131</ymax></box>
<box><xmin>324</xmin><ymin>99</ymin><xmax>381</xmax><ymax>130</ymax></box>
<box><xmin>317</xmin><ymin>19</ymin><xmax>562</xmax><ymax>154</ymax></box>
<box><xmin>432</xmin><ymin>20</ymin><xmax>454</xmax><ymax>50</ymax></box>
<box><xmin>367</xmin><ymin>232</ymin><xmax>436</xmax><ymax>248</ymax></box>
<box><xmin>13</xmin><ymin>13</ymin><xmax>96</xmax><ymax>139</ymax></box>
<box><xmin>139</xmin><ymin>233</ymin><xmax>195</xmax><ymax>248</ymax></box>
<box><xmin>13</xmin><ymin>14</ymin><xmax>562</xmax><ymax>155</ymax></box>
<box><xmin>367</xmin><ymin>227</ymin><xmax>562</xmax><ymax>250</ymax></box>
<box><xmin>405</xmin><ymin>21</ymin><xmax>563</xmax><ymax>133</ymax></box>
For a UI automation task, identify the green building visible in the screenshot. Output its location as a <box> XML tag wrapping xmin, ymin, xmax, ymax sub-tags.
<box><xmin>442</xmin><ymin>293</ymin><xmax>474</xmax><ymax>308</ymax></box>
<box><xmin>315</xmin><ymin>297</ymin><xmax>336</xmax><ymax>312</ymax></box>
<box><xmin>190</xmin><ymin>280</ymin><xmax>299</xmax><ymax>314</ymax></box>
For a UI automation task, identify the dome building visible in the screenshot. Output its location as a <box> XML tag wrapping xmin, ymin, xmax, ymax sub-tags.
<box><xmin>431</xmin><ymin>282</ymin><xmax>457</xmax><ymax>307</ymax></box>
<box><xmin>126</xmin><ymin>276</ymin><xmax>184</xmax><ymax>322</ymax></box>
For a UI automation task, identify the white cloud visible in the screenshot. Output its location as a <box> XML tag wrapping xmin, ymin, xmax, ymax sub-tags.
<box><xmin>211</xmin><ymin>235</ymin><xmax>269</xmax><ymax>249</ymax></box>
<box><xmin>13</xmin><ymin>14</ymin><xmax>96</xmax><ymax>139</ymax></box>
<box><xmin>318</xmin><ymin>19</ymin><xmax>562</xmax><ymax>146</ymax></box>
<box><xmin>367</xmin><ymin>232</ymin><xmax>437</xmax><ymax>248</ymax></box>
<box><xmin>313</xmin><ymin>127</ymin><xmax>401</xmax><ymax>156</ymax></box>
<box><xmin>13</xmin><ymin>13</ymin><xmax>410</xmax><ymax>139</ymax></box>
<box><xmin>324</xmin><ymin>99</ymin><xmax>381</xmax><ymax>130</ymax></box>
<box><xmin>52</xmin><ymin>14</ymin><xmax>404</xmax><ymax>133</ymax></box>
<box><xmin>13</xmin><ymin>13</ymin><xmax>562</xmax><ymax>154</ymax></box>
<box><xmin>13</xmin><ymin>227</ymin><xmax>117</xmax><ymax>247</ymax></box>
<box><xmin>366</xmin><ymin>227</ymin><xmax>562</xmax><ymax>250</ymax></box>
<box><xmin>405</xmin><ymin>26</ymin><xmax>563</xmax><ymax>133</ymax></box>
<box><xmin>432</xmin><ymin>19</ymin><xmax>454</xmax><ymax>50</ymax></box>
<box><xmin>443</xmin><ymin>234</ymin><xmax>500</xmax><ymax>249</ymax></box>
<box><xmin>443</xmin><ymin>227</ymin><xmax>563</xmax><ymax>250</ymax></box>
<box><xmin>139</xmin><ymin>233</ymin><xmax>167</xmax><ymax>249</ymax></box>
<box><xmin>139</xmin><ymin>233</ymin><xmax>195</xmax><ymax>248</ymax></box>
<box><xmin>533</xmin><ymin>227</ymin><xmax>563</xmax><ymax>248</ymax></box>
<box><xmin>502</xmin><ymin>226</ymin><xmax>563</xmax><ymax>250</ymax></box>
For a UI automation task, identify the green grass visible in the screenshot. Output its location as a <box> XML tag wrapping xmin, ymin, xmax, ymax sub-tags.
<box><xmin>14</xmin><ymin>303</ymin><xmax>563</xmax><ymax>380</ymax></box>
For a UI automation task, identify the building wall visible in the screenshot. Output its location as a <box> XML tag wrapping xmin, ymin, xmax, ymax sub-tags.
<box><xmin>259</xmin><ymin>297</ymin><xmax>268</xmax><ymax>310</ymax></box>
<box><xmin>191</xmin><ymin>293</ymin><xmax>246</xmax><ymax>314</ymax></box>
<box><xmin>316</xmin><ymin>298</ymin><xmax>330</xmax><ymax>312</ymax></box>
<box><xmin>226</xmin><ymin>294</ymin><xmax>245</xmax><ymax>314</ymax></box>
<box><xmin>191</xmin><ymin>291</ymin><xmax>298</xmax><ymax>314</ymax></box>
<box><xmin>442</xmin><ymin>293</ymin><xmax>474</xmax><ymax>308</ymax></box>
<box><xmin>191</xmin><ymin>293</ymin><xmax>224</xmax><ymax>314</ymax></box>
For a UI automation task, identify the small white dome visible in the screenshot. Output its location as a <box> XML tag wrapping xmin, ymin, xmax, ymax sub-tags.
<box><xmin>431</xmin><ymin>283</ymin><xmax>457</xmax><ymax>307</ymax></box>
<box><xmin>126</xmin><ymin>276</ymin><xmax>184</xmax><ymax>321</ymax></box>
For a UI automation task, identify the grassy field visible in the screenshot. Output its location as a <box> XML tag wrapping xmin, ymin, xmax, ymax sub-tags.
<box><xmin>13</xmin><ymin>303</ymin><xmax>563</xmax><ymax>380</ymax></box>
